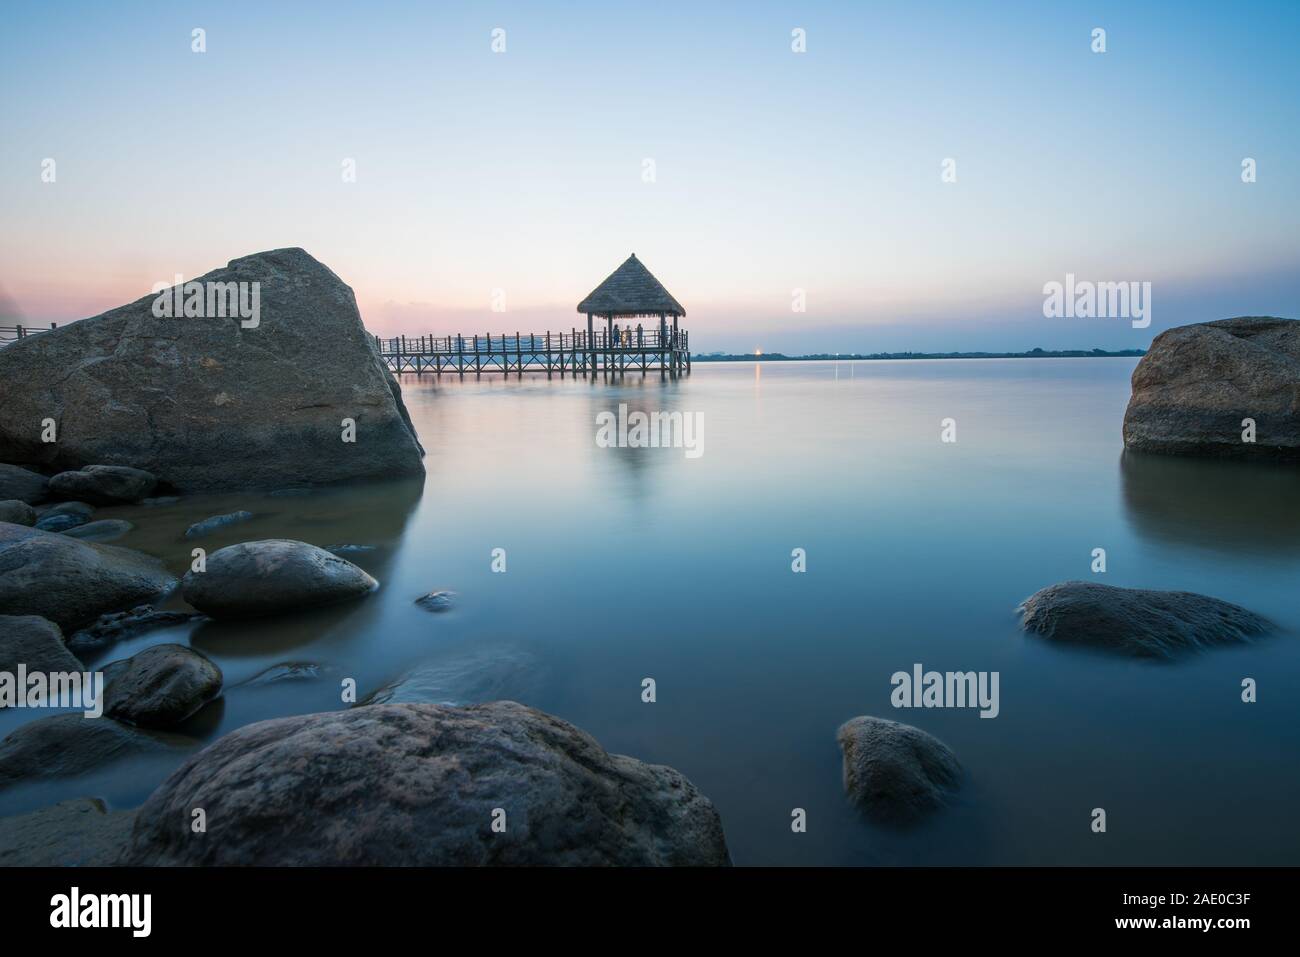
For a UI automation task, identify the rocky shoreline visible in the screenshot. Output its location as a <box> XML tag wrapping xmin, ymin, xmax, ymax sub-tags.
<box><xmin>1</xmin><ymin>258</ymin><xmax>1293</xmax><ymax>865</ymax></box>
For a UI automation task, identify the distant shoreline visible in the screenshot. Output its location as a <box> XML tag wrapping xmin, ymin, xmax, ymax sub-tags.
<box><xmin>691</xmin><ymin>348</ymin><xmax>1146</xmax><ymax>362</ymax></box>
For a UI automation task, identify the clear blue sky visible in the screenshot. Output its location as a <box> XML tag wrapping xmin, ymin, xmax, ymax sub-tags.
<box><xmin>1</xmin><ymin>0</ymin><xmax>1297</xmax><ymax>352</ymax></box>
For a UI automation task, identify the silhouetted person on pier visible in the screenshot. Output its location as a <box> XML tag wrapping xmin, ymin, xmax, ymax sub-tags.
<box><xmin>612</xmin><ymin>324</ymin><xmax>621</xmax><ymax>348</ymax></box>
<box><xmin>636</xmin><ymin>323</ymin><xmax>643</xmax><ymax>347</ymax></box>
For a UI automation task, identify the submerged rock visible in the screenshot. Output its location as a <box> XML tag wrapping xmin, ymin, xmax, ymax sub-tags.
<box><xmin>180</xmin><ymin>539</ymin><xmax>377</xmax><ymax>619</ymax></box>
<box><xmin>184</xmin><ymin>510</ymin><xmax>255</xmax><ymax>539</ymax></box>
<box><xmin>64</xmin><ymin>519</ymin><xmax>134</xmax><ymax>543</ymax></box>
<box><xmin>123</xmin><ymin>702</ymin><xmax>730</xmax><ymax>866</ymax></box>
<box><xmin>837</xmin><ymin>716</ymin><xmax>962</xmax><ymax>824</ymax></box>
<box><xmin>0</xmin><ymin>714</ymin><xmax>181</xmax><ymax>790</ymax></box>
<box><xmin>102</xmin><ymin>643</ymin><xmax>223</xmax><ymax>729</ymax></box>
<box><xmin>414</xmin><ymin>589</ymin><xmax>456</xmax><ymax>613</ymax></box>
<box><xmin>0</xmin><ymin>615</ymin><xmax>82</xmax><ymax>678</ymax></box>
<box><xmin>325</xmin><ymin>543</ymin><xmax>375</xmax><ymax>555</ymax></box>
<box><xmin>48</xmin><ymin>465</ymin><xmax>157</xmax><ymax>505</ymax></box>
<box><xmin>39</xmin><ymin>500</ymin><xmax>95</xmax><ymax>519</ymax></box>
<box><xmin>0</xmin><ymin>523</ymin><xmax>176</xmax><ymax>631</ymax></box>
<box><xmin>0</xmin><ymin>248</ymin><xmax>425</xmax><ymax>491</ymax></box>
<box><xmin>34</xmin><ymin>511</ymin><xmax>90</xmax><ymax>533</ymax></box>
<box><xmin>0</xmin><ymin>797</ymin><xmax>137</xmax><ymax>866</ymax></box>
<box><xmin>0</xmin><ymin>464</ymin><xmax>47</xmax><ymax>504</ymax></box>
<box><xmin>0</xmin><ymin>500</ymin><xmax>36</xmax><ymax>526</ymax></box>
<box><xmin>1123</xmin><ymin>316</ymin><xmax>1300</xmax><ymax>460</ymax></box>
<box><xmin>67</xmin><ymin>605</ymin><xmax>202</xmax><ymax>653</ymax></box>
<box><xmin>1019</xmin><ymin>581</ymin><xmax>1271</xmax><ymax>658</ymax></box>
<box><xmin>232</xmin><ymin>661</ymin><xmax>323</xmax><ymax>688</ymax></box>
<box><xmin>360</xmin><ymin>646</ymin><xmax>540</xmax><ymax>707</ymax></box>
<box><xmin>34</xmin><ymin>501</ymin><xmax>95</xmax><ymax>532</ymax></box>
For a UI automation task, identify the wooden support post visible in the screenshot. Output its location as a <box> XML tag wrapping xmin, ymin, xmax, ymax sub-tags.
<box><xmin>586</xmin><ymin>313</ymin><xmax>594</xmax><ymax>379</ymax></box>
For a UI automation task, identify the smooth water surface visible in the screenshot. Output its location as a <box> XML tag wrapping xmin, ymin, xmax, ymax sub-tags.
<box><xmin>3</xmin><ymin>358</ymin><xmax>1298</xmax><ymax>865</ymax></box>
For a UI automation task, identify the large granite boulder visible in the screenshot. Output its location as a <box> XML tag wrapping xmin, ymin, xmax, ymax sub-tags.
<box><xmin>180</xmin><ymin>539</ymin><xmax>377</xmax><ymax>618</ymax></box>
<box><xmin>836</xmin><ymin>716</ymin><xmax>963</xmax><ymax>824</ymax></box>
<box><xmin>102</xmin><ymin>643</ymin><xmax>223</xmax><ymax>729</ymax></box>
<box><xmin>1019</xmin><ymin>581</ymin><xmax>1271</xmax><ymax>658</ymax></box>
<box><xmin>0</xmin><ymin>798</ymin><xmax>137</xmax><ymax>866</ymax></box>
<box><xmin>1123</xmin><ymin>316</ymin><xmax>1300</xmax><ymax>460</ymax></box>
<box><xmin>0</xmin><ymin>615</ymin><xmax>82</xmax><ymax>678</ymax></box>
<box><xmin>121</xmin><ymin>701</ymin><xmax>730</xmax><ymax>865</ymax></box>
<box><xmin>0</xmin><ymin>248</ymin><xmax>425</xmax><ymax>491</ymax></box>
<box><xmin>0</xmin><ymin>523</ymin><xmax>176</xmax><ymax>631</ymax></box>
<box><xmin>0</xmin><ymin>464</ymin><xmax>47</xmax><ymax>504</ymax></box>
<box><xmin>47</xmin><ymin>465</ymin><xmax>156</xmax><ymax>504</ymax></box>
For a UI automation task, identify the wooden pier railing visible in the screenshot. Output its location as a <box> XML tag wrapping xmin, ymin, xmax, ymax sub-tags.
<box><xmin>375</xmin><ymin>329</ymin><xmax>691</xmax><ymax>378</ymax></box>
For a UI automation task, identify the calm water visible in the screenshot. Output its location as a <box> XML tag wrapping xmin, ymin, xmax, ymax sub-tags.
<box><xmin>3</xmin><ymin>358</ymin><xmax>1299</xmax><ymax>865</ymax></box>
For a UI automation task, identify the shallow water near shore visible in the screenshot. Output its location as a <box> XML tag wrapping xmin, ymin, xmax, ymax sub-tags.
<box><xmin>3</xmin><ymin>358</ymin><xmax>1298</xmax><ymax>865</ymax></box>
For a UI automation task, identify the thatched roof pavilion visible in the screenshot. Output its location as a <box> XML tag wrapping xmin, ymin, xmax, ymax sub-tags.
<box><xmin>577</xmin><ymin>254</ymin><xmax>685</xmax><ymax>319</ymax></box>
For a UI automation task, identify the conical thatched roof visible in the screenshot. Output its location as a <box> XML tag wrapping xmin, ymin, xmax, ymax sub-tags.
<box><xmin>576</xmin><ymin>254</ymin><xmax>685</xmax><ymax>318</ymax></box>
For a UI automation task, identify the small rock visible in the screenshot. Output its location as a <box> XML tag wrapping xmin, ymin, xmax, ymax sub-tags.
<box><xmin>1019</xmin><ymin>580</ymin><xmax>1271</xmax><ymax>658</ymax></box>
<box><xmin>0</xmin><ymin>524</ymin><xmax>176</xmax><ymax>631</ymax></box>
<box><xmin>360</xmin><ymin>646</ymin><xmax>540</xmax><ymax>707</ymax></box>
<box><xmin>0</xmin><ymin>464</ymin><xmax>48</xmax><ymax>505</ymax></box>
<box><xmin>180</xmin><ymin>539</ymin><xmax>378</xmax><ymax>619</ymax></box>
<box><xmin>325</xmin><ymin>544</ymin><xmax>375</xmax><ymax>555</ymax></box>
<box><xmin>102</xmin><ymin>643</ymin><xmax>223</xmax><ymax>729</ymax></box>
<box><xmin>35</xmin><ymin>511</ymin><xmax>90</xmax><ymax>533</ymax></box>
<box><xmin>184</xmin><ymin>510</ymin><xmax>254</xmax><ymax>539</ymax></box>
<box><xmin>233</xmin><ymin>661</ymin><xmax>323</xmax><ymax>688</ymax></box>
<box><xmin>64</xmin><ymin>519</ymin><xmax>134</xmax><ymax>542</ymax></box>
<box><xmin>0</xmin><ymin>615</ymin><xmax>82</xmax><ymax>678</ymax></box>
<box><xmin>0</xmin><ymin>798</ymin><xmax>137</xmax><ymax>866</ymax></box>
<box><xmin>67</xmin><ymin>605</ymin><xmax>204</xmax><ymax>653</ymax></box>
<box><xmin>0</xmin><ymin>500</ymin><xmax>36</xmax><ymax>526</ymax></box>
<box><xmin>837</xmin><ymin>716</ymin><xmax>963</xmax><ymax>824</ymax></box>
<box><xmin>48</xmin><ymin>465</ymin><xmax>157</xmax><ymax>505</ymax></box>
<box><xmin>120</xmin><ymin>701</ymin><xmax>731</xmax><ymax>865</ymax></box>
<box><xmin>414</xmin><ymin>589</ymin><xmax>456</xmax><ymax>612</ymax></box>
<box><xmin>141</xmin><ymin>496</ymin><xmax>181</xmax><ymax>506</ymax></box>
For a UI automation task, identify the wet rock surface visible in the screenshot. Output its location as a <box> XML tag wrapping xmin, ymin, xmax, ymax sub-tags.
<box><xmin>102</xmin><ymin>643</ymin><xmax>223</xmax><ymax>729</ymax></box>
<box><xmin>48</xmin><ymin>465</ymin><xmax>157</xmax><ymax>505</ymax></box>
<box><xmin>122</xmin><ymin>701</ymin><xmax>731</xmax><ymax>865</ymax></box>
<box><xmin>0</xmin><ymin>714</ymin><xmax>183</xmax><ymax>790</ymax></box>
<box><xmin>0</xmin><ymin>500</ymin><xmax>35</xmax><ymax>526</ymax></box>
<box><xmin>1019</xmin><ymin>580</ymin><xmax>1271</xmax><ymax>658</ymax></box>
<box><xmin>0</xmin><ymin>464</ymin><xmax>47</xmax><ymax>504</ymax></box>
<box><xmin>837</xmin><ymin>716</ymin><xmax>963</xmax><ymax>824</ymax></box>
<box><xmin>1123</xmin><ymin>316</ymin><xmax>1300</xmax><ymax>460</ymax></box>
<box><xmin>0</xmin><ymin>615</ymin><xmax>82</xmax><ymax>678</ymax></box>
<box><xmin>0</xmin><ymin>248</ymin><xmax>425</xmax><ymax>490</ymax></box>
<box><xmin>0</xmin><ymin>523</ymin><xmax>176</xmax><ymax>631</ymax></box>
<box><xmin>63</xmin><ymin>519</ymin><xmax>133</xmax><ymax>543</ymax></box>
<box><xmin>184</xmin><ymin>510</ymin><xmax>254</xmax><ymax>539</ymax></box>
<box><xmin>180</xmin><ymin>539</ymin><xmax>377</xmax><ymax>619</ymax></box>
<box><xmin>0</xmin><ymin>798</ymin><xmax>137</xmax><ymax>866</ymax></box>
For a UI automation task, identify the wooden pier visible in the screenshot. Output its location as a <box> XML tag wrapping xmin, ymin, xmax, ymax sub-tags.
<box><xmin>381</xmin><ymin>252</ymin><xmax>695</xmax><ymax>379</ymax></box>
<box><xmin>375</xmin><ymin>328</ymin><xmax>690</xmax><ymax>378</ymax></box>
<box><xmin>0</xmin><ymin>323</ymin><xmax>57</xmax><ymax>347</ymax></box>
